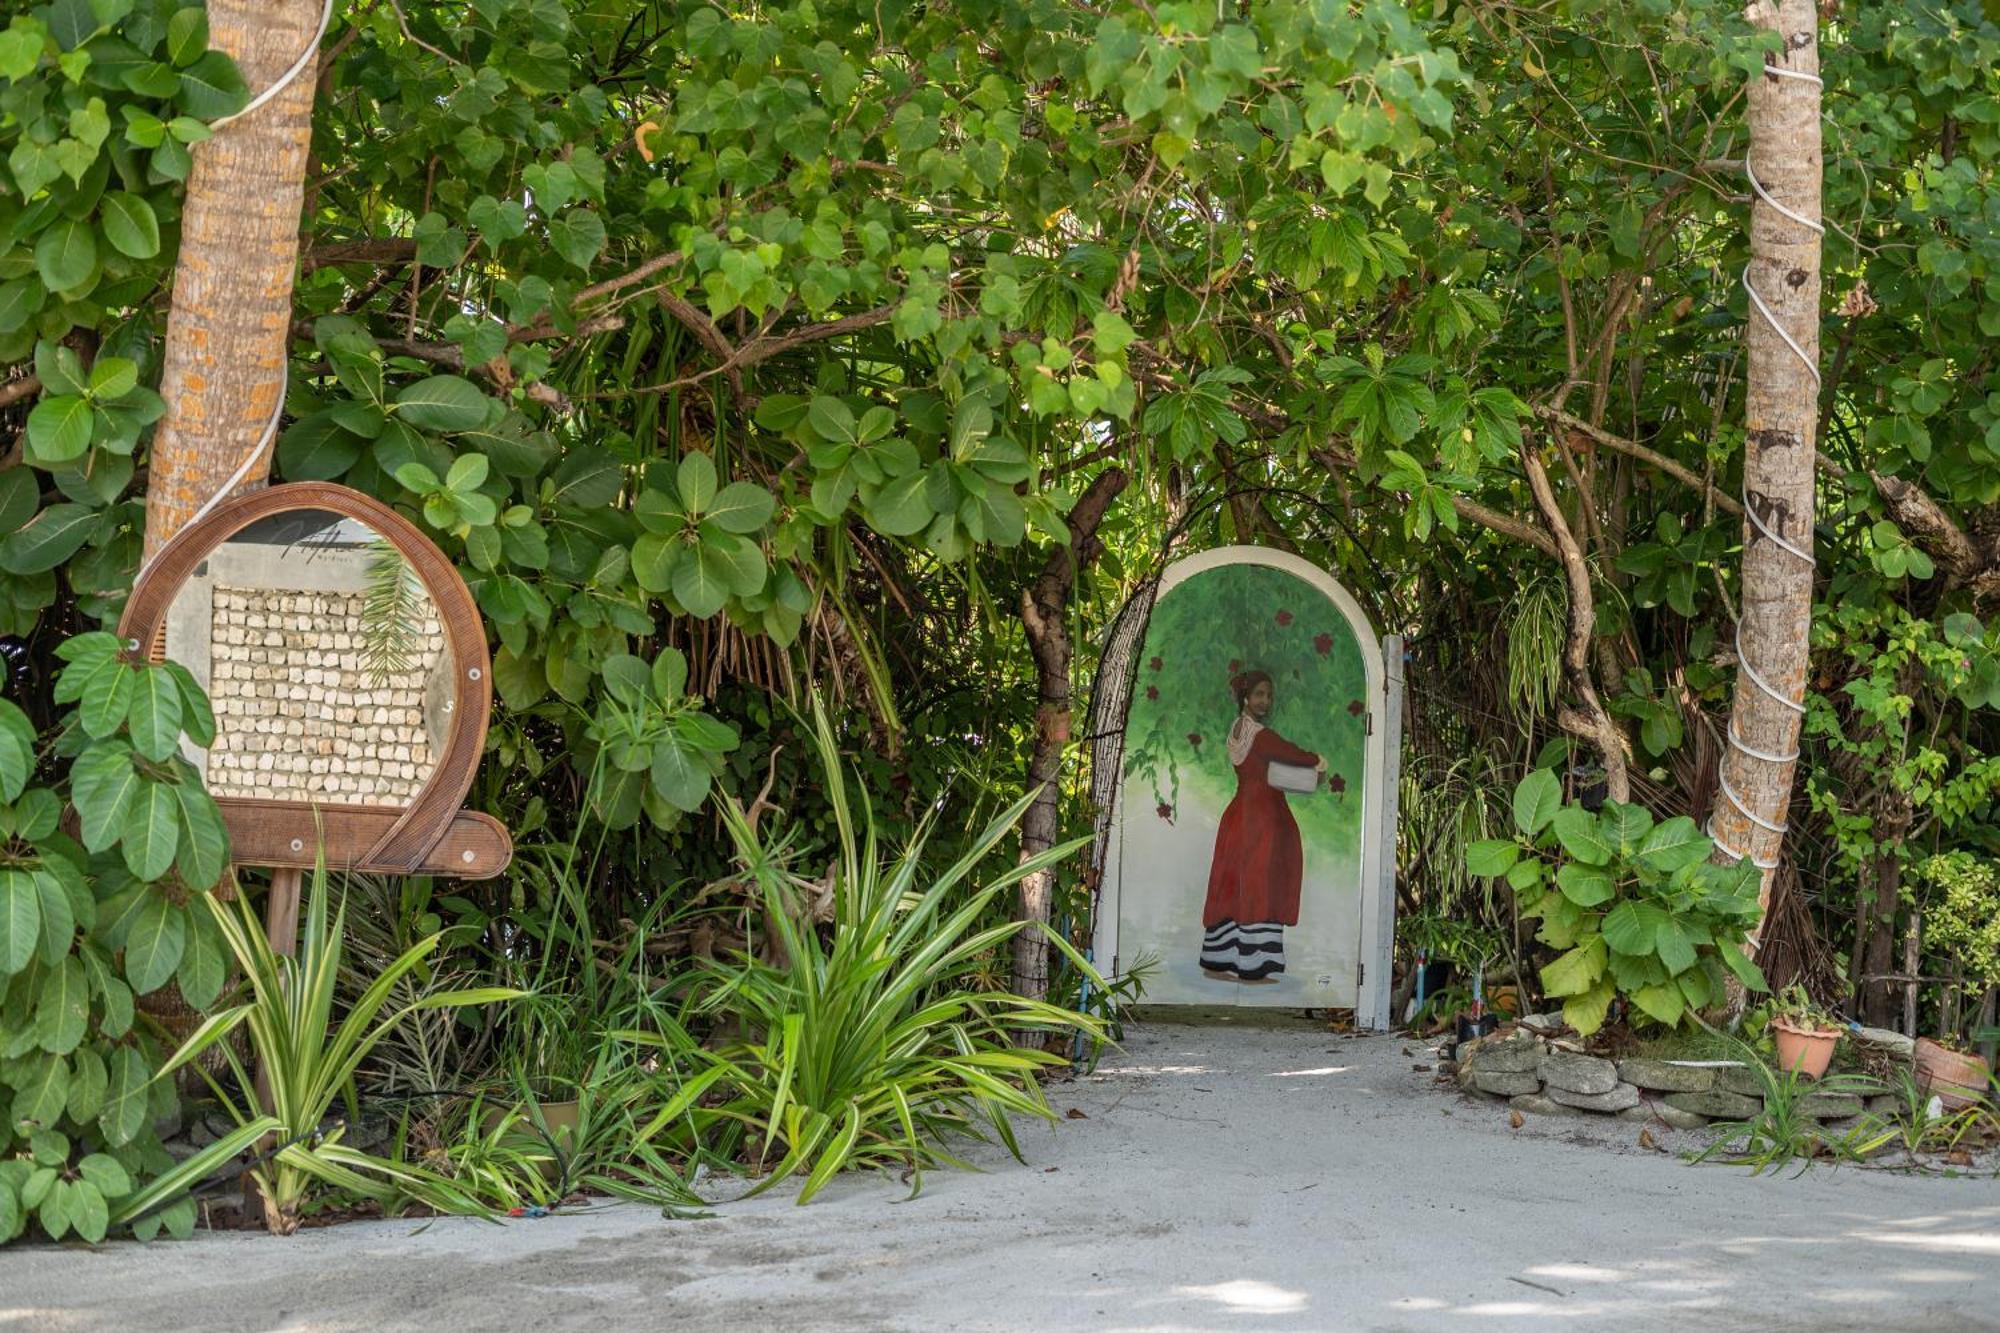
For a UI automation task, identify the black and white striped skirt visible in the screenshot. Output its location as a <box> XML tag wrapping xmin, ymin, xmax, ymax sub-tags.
<box><xmin>1200</xmin><ymin>918</ymin><xmax>1285</xmax><ymax>981</ymax></box>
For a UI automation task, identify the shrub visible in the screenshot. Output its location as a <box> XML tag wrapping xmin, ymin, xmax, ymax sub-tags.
<box><xmin>1468</xmin><ymin>769</ymin><xmax>1767</xmax><ymax>1036</ymax></box>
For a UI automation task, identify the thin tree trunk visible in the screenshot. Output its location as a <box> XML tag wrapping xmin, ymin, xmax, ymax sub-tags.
<box><xmin>1708</xmin><ymin>0</ymin><xmax>1822</xmax><ymax>946</ymax></box>
<box><xmin>1013</xmin><ymin>468</ymin><xmax>1128</xmax><ymax>1002</ymax></box>
<box><xmin>1521</xmin><ymin>442</ymin><xmax>1630</xmax><ymax>802</ymax></box>
<box><xmin>144</xmin><ymin>0</ymin><xmax>322</xmax><ymax>559</ymax></box>
<box><xmin>1861</xmin><ymin>853</ymin><xmax>1900</xmax><ymax>1027</ymax></box>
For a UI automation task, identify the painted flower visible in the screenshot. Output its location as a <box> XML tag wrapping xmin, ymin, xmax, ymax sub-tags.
<box><xmin>1186</xmin><ymin>731</ymin><xmax>1203</xmax><ymax>748</ymax></box>
<box><xmin>1313</xmin><ymin>633</ymin><xmax>1333</xmax><ymax>656</ymax></box>
<box><xmin>1155</xmin><ymin>802</ymin><xmax>1175</xmax><ymax>823</ymax></box>
<box><xmin>1347</xmin><ymin>699</ymin><xmax>1366</xmax><ymax>716</ymax></box>
<box><xmin>1145</xmin><ymin>685</ymin><xmax>1159</xmax><ymax>701</ymax></box>
<box><xmin>1329</xmin><ymin>773</ymin><xmax>1347</xmax><ymax>794</ymax></box>
<box><xmin>1149</xmin><ymin>655</ymin><xmax>1163</xmax><ymax>671</ymax></box>
<box><xmin>1275</xmin><ymin>610</ymin><xmax>1294</xmax><ymax>627</ymax></box>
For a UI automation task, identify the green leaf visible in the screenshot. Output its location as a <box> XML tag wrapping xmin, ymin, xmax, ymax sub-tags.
<box><xmin>672</xmin><ymin>541</ymin><xmax>732</xmax><ymax>618</ymax></box>
<box><xmin>99</xmin><ymin>192</ymin><xmax>161</xmax><ymax>259</ymax></box>
<box><xmin>1539</xmin><ymin>936</ymin><xmax>1606</xmax><ymax>997</ymax></box>
<box><xmin>0</xmin><ymin>870</ymin><xmax>42</xmax><ymax>974</ymax></box>
<box><xmin>171</xmin><ymin>779</ymin><xmax>228</xmax><ymax>890</ymax></box>
<box><xmin>125</xmin><ymin>667</ymin><xmax>184</xmax><ymax>760</ymax></box>
<box><xmin>162</xmin><ymin>662</ymin><xmax>215</xmax><ymax>748</ymax></box>
<box><xmin>26</xmin><ymin>395</ymin><xmax>94</xmax><ymax>463</ymax></box>
<box><xmin>1629</xmin><ymin>980</ymin><xmax>1685</xmax><ymax>1027</ymax></box>
<box><xmin>121</xmin><ymin>780</ymin><xmax>179</xmax><ymax>881</ymax></box>
<box><xmin>393</xmin><ymin>376</ymin><xmax>490</xmax><ymax>432</ymax></box>
<box><xmin>1715</xmin><ymin>939</ymin><xmax>1769</xmax><ymax>994</ymax></box>
<box><xmin>165</xmin><ymin>7</ymin><xmax>208</xmax><ymax>65</ymax></box>
<box><xmin>13</xmin><ymin>1054</ymin><xmax>68</xmax><ymax>1132</ymax></box>
<box><xmin>100</xmin><ymin>1045</ymin><xmax>149</xmax><ymax>1146</ymax></box>
<box><xmin>1636</xmin><ymin>816</ymin><xmax>1710</xmax><ymax>873</ymax></box>
<box><xmin>1512</xmin><ymin>768</ymin><xmax>1561</xmax><ymax>837</ymax></box>
<box><xmin>1554</xmin><ymin>861</ymin><xmax>1615</xmax><ymax>907</ymax></box>
<box><xmin>177</xmin><ymin>50</ymin><xmax>247</xmax><ymax>120</ymax></box>
<box><xmin>77</xmin><ymin>657</ymin><xmax>135</xmax><ymax>738</ymax></box>
<box><xmin>33</xmin><ymin>869</ymin><xmax>73</xmax><ymax>966</ymax></box>
<box><xmin>1601</xmin><ymin>899</ymin><xmax>1665</xmax><ymax>956</ymax></box>
<box><xmin>0</xmin><ymin>699</ymin><xmax>33</xmax><ymax>802</ymax></box>
<box><xmin>35</xmin><ymin>220</ymin><xmax>98</xmax><ymax>293</ymax></box>
<box><xmin>35</xmin><ymin>957</ymin><xmax>88</xmax><ymax>1055</ymax></box>
<box><xmin>0</xmin><ymin>504</ymin><xmax>99</xmax><ymax>575</ymax></box>
<box><xmin>76</xmin><ymin>1153</ymin><xmax>132</xmax><ymax>1200</ymax></box>
<box><xmin>1600</xmin><ymin>801</ymin><xmax>1654</xmax><ymax>855</ymax></box>
<box><xmin>176</xmin><ymin>908</ymin><xmax>225</xmax><ymax>1009</ymax></box>
<box><xmin>1653</xmin><ymin>919</ymin><xmax>1697</xmax><ymax>976</ymax></box>
<box><xmin>548</xmin><ymin>209</ymin><xmax>607</xmax><ymax>269</ymax></box>
<box><xmin>649</xmin><ymin>739</ymin><xmax>712</xmax><ymax>812</ymax></box>
<box><xmin>1465</xmin><ymin>839</ymin><xmax>1519</xmax><ymax>877</ymax></box>
<box><xmin>652</xmin><ymin>646</ymin><xmax>689</xmax><ymax>700</ymax></box>
<box><xmin>122</xmin><ymin>890</ymin><xmax>185</xmax><ymax>993</ymax></box>
<box><xmin>1550</xmin><ymin>805</ymin><xmax>1611</xmax><ymax>865</ymax></box>
<box><xmin>676</xmin><ymin>451</ymin><xmax>719</xmax><ymax>513</ymax></box>
<box><xmin>866</xmin><ymin>473</ymin><xmax>933</xmax><ymax>537</ymax></box>
<box><xmin>66</xmin><ymin>1046</ymin><xmax>107</xmax><ymax>1123</ymax></box>
<box><xmin>705</xmin><ymin>481</ymin><xmax>775</xmax><ymax>534</ymax></box>
<box><xmin>1561</xmin><ymin>977</ymin><xmax>1616</xmax><ymax>1037</ymax></box>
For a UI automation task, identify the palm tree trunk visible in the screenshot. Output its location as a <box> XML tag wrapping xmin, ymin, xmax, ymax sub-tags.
<box><xmin>144</xmin><ymin>0</ymin><xmax>323</xmax><ymax>559</ymax></box>
<box><xmin>1709</xmin><ymin>0</ymin><xmax>1822</xmax><ymax>949</ymax></box>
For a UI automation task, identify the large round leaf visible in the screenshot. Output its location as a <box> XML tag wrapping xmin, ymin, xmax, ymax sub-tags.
<box><xmin>34</xmin><ymin>219</ymin><xmax>98</xmax><ymax>292</ymax></box>
<box><xmin>100</xmin><ymin>192</ymin><xmax>161</xmax><ymax>259</ymax></box>
<box><xmin>0</xmin><ymin>504</ymin><xmax>98</xmax><ymax>575</ymax></box>
<box><xmin>393</xmin><ymin>375</ymin><xmax>491</xmax><ymax>432</ymax></box>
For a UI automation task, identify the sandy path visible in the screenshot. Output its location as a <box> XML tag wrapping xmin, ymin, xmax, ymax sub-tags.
<box><xmin>2</xmin><ymin>1017</ymin><xmax>1996</xmax><ymax>1332</ymax></box>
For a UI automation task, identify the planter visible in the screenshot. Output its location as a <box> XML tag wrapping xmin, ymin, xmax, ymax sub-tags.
<box><xmin>1915</xmin><ymin>1038</ymin><xmax>1992</xmax><ymax>1111</ymax></box>
<box><xmin>1771</xmin><ymin>1017</ymin><xmax>1839</xmax><ymax>1079</ymax></box>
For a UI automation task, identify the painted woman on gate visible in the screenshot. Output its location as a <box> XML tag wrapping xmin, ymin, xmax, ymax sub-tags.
<box><xmin>1200</xmin><ymin>669</ymin><xmax>1326</xmax><ymax>983</ymax></box>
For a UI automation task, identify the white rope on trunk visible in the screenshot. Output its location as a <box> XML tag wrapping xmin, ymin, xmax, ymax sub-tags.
<box><xmin>1708</xmin><ymin>56</ymin><xmax>1825</xmax><ymax>873</ymax></box>
<box><xmin>133</xmin><ymin>0</ymin><xmax>335</xmax><ymax>590</ymax></box>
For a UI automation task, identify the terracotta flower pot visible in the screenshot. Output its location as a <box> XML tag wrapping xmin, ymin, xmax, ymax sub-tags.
<box><xmin>1915</xmin><ymin>1038</ymin><xmax>1992</xmax><ymax>1111</ymax></box>
<box><xmin>1771</xmin><ymin>1016</ymin><xmax>1840</xmax><ymax>1079</ymax></box>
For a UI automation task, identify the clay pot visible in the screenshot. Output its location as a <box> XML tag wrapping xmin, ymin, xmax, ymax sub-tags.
<box><xmin>1771</xmin><ymin>1016</ymin><xmax>1840</xmax><ymax>1079</ymax></box>
<box><xmin>1914</xmin><ymin>1038</ymin><xmax>1992</xmax><ymax>1111</ymax></box>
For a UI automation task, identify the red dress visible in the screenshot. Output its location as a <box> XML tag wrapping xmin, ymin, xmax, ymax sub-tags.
<box><xmin>1203</xmin><ymin>725</ymin><xmax>1321</xmax><ymax>929</ymax></box>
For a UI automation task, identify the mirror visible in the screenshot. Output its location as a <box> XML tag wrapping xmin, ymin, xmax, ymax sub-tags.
<box><xmin>162</xmin><ymin>507</ymin><xmax>456</xmax><ymax>809</ymax></box>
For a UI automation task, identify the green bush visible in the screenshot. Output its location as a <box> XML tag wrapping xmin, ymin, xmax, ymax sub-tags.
<box><xmin>666</xmin><ymin>701</ymin><xmax>1107</xmax><ymax>1203</ymax></box>
<box><xmin>1467</xmin><ymin>769</ymin><xmax>1767</xmax><ymax>1036</ymax></box>
<box><xmin>0</xmin><ymin>633</ymin><xmax>239</xmax><ymax>1242</ymax></box>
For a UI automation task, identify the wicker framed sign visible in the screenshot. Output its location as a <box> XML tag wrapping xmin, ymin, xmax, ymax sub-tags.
<box><xmin>116</xmin><ymin>482</ymin><xmax>512</xmax><ymax>880</ymax></box>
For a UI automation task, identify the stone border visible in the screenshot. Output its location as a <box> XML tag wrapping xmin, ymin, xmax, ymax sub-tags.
<box><xmin>1441</xmin><ymin>1023</ymin><xmax>1907</xmax><ymax>1131</ymax></box>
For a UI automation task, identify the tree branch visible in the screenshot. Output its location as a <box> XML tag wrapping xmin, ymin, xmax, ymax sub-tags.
<box><xmin>1535</xmin><ymin>405</ymin><xmax>1742</xmax><ymax>516</ymax></box>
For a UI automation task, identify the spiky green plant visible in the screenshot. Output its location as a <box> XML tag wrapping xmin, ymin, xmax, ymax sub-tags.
<box><xmin>157</xmin><ymin>860</ymin><xmax>524</xmax><ymax>1232</ymax></box>
<box><xmin>680</xmin><ymin>698</ymin><xmax>1108</xmax><ymax>1204</ymax></box>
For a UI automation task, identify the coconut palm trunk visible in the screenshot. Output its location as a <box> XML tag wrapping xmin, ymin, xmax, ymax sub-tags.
<box><xmin>143</xmin><ymin>0</ymin><xmax>323</xmax><ymax>560</ymax></box>
<box><xmin>1708</xmin><ymin>0</ymin><xmax>1823</xmax><ymax>948</ymax></box>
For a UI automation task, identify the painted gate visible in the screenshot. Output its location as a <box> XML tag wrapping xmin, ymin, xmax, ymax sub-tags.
<box><xmin>1096</xmin><ymin>547</ymin><xmax>1399</xmax><ymax>1025</ymax></box>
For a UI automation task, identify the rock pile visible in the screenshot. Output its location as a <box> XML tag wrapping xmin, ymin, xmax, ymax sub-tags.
<box><xmin>1446</xmin><ymin>1022</ymin><xmax>1866</xmax><ymax>1130</ymax></box>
